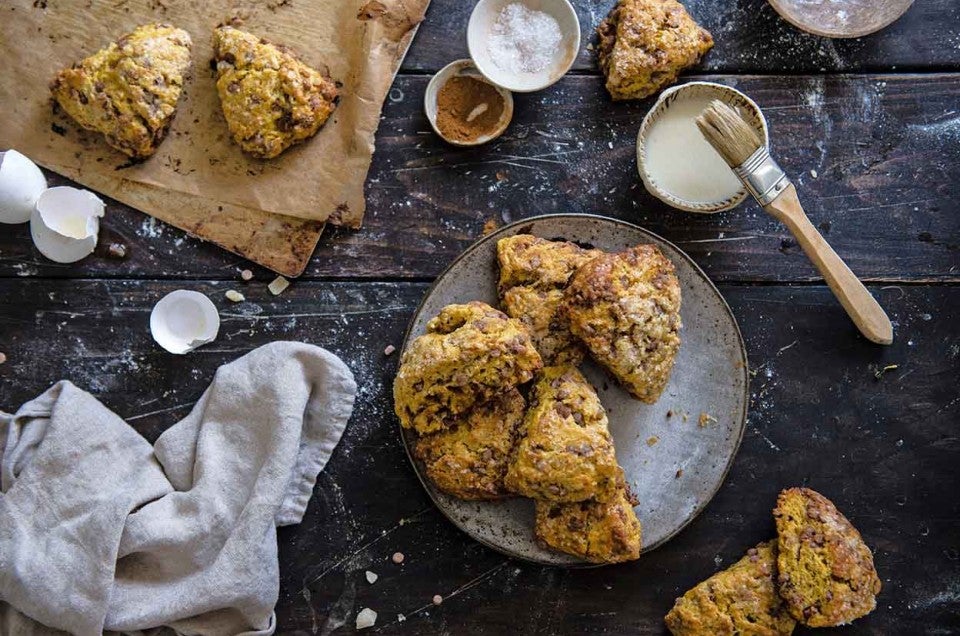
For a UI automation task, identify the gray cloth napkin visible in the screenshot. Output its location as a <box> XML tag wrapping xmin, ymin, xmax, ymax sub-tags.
<box><xmin>0</xmin><ymin>342</ymin><xmax>357</xmax><ymax>636</ymax></box>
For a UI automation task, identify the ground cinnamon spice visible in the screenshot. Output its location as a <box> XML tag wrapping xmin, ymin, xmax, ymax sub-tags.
<box><xmin>435</xmin><ymin>75</ymin><xmax>505</xmax><ymax>143</ymax></box>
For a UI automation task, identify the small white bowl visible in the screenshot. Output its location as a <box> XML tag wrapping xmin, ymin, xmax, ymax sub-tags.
<box><xmin>467</xmin><ymin>0</ymin><xmax>580</xmax><ymax>93</ymax></box>
<box><xmin>425</xmin><ymin>59</ymin><xmax>514</xmax><ymax>146</ymax></box>
<box><xmin>637</xmin><ymin>82</ymin><xmax>770</xmax><ymax>214</ymax></box>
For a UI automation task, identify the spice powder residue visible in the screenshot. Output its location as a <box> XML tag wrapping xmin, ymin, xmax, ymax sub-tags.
<box><xmin>435</xmin><ymin>76</ymin><xmax>505</xmax><ymax>143</ymax></box>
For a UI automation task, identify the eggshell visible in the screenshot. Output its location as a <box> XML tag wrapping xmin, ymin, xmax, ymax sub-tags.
<box><xmin>30</xmin><ymin>186</ymin><xmax>104</xmax><ymax>263</ymax></box>
<box><xmin>150</xmin><ymin>290</ymin><xmax>220</xmax><ymax>355</ymax></box>
<box><xmin>0</xmin><ymin>149</ymin><xmax>48</xmax><ymax>224</ymax></box>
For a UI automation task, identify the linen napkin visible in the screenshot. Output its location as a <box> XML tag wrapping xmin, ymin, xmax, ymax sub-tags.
<box><xmin>0</xmin><ymin>341</ymin><xmax>357</xmax><ymax>636</ymax></box>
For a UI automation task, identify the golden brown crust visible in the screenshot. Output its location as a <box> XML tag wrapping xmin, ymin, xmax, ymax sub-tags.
<box><xmin>51</xmin><ymin>24</ymin><xmax>192</xmax><ymax>159</ymax></box>
<box><xmin>504</xmin><ymin>365</ymin><xmax>622</xmax><ymax>503</ymax></box>
<box><xmin>562</xmin><ymin>245</ymin><xmax>682</xmax><ymax>403</ymax></box>
<box><xmin>535</xmin><ymin>486</ymin><xmax>641</xmax><ymax>564</ymax></box>
<box><xmin>212</xmin><ymin>26</ymin><xmax>338</xmax><ymax>159</ymax></box>
<box><xmin>393</xmin><ymin>301</ymin><xmax>542</xmax><ymax>435</ymax></box>
<box><xmin>665</xmin><ymin>541</ymin><xmax>796</xmax><ymax>636</ymax></box>
<box><xmin>413</xmin><ymin>389</ymin><xmax>525</xmax><ymax>500</ymax></box>
<box><xmin>774</xmin><ymin>488</ymin><xmax>881</xmax><ymax>627</ymax></box>
<box><xmin>496</xmin><ymin>235</ymin><xmax>601</xmax><ymax>365</ymax></box>
<box><xmin>597</xmin><ymin>0</ymin><xmax>713</xmax><ymax>101</ymax></box>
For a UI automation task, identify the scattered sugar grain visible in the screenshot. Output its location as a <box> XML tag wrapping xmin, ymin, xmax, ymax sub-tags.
<box><xmin>268</xmin><ymin>276</ymin><xmax>290</xmax><ymax>296</ymax></box>
<box><xmin>355</xmin><ymin>608</ymin><xmax>377</xmax><ymax>630</ymax></box>
<box><xmin>384</xmin><ymin>344</ymin><xmax>396</xmax><ymax>356</ymax></box>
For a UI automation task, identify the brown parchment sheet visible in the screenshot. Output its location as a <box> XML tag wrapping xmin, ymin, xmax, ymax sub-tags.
<box><xmin>0</xmin><ymin>0</ymin><xmax>428</xmax><ymax>275</ymax></box>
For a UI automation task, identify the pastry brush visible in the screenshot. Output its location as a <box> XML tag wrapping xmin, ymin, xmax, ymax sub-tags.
<box><xmin>696</xmin><ymin>100</ymin><xmax>893</xmax><ymax>345</ymax></box>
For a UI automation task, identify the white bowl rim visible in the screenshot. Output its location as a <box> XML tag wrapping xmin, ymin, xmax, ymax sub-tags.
<box><xmin>466</xmin><ymin>0</ymin><xmax>581</xmax><ymax>93</ymax></box>
<box><xmin>423</xmin><ymin>59</ymin><xmax>515</xmax><ymax>147</ymax></box>
<box><xmin>636</xmin><ymin>81</ymin><xmax>771</xmax><ymax>214</ymax></box>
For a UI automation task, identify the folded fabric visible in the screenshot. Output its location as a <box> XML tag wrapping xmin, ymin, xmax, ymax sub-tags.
<box><xmin>0</xmin><ymin>342</ymin><xmax>357</xmax><ymax>636</ymax></box>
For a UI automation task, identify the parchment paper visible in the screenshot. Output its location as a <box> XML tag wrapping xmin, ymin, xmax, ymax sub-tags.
<box><xmin>1</xmin><ymin>0</ymin><xmax>428</xmax><ymax>275</ymax></box>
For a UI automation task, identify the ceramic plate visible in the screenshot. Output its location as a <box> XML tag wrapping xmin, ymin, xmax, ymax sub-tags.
<box><xmin>398</xmin><ymin>214</ymin><xmax>748</xmax><ymax>566</ymax></box>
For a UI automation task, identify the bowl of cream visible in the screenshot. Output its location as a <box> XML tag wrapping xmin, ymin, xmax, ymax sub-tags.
<box><xmin>637</xmin><ymin>82</ymin><xmax>770</xmax><ymax>213</ymax></box>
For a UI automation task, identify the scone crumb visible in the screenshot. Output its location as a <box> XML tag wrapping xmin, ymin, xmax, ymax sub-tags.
<box><xmin>391</xmin><ymin>551</ymin><xmax>405</xmax><ymax>564</ymax></box>
<box><xmin>225</xmin><ymin>290</ymin><xmax>245</xmax><ymax>303</ymax></box>
<box><xmin>365</xmin><ymin>570</ymin><xmax>378</xmax><ymax>584</ymax></box>
<box><xmin>432</xmin><ymin>594</ymin><xmax>443</xmax><ymax>605</ymax></box>
<box><xmin>698</xmin><ymin>412</ymin><xmax>717</xmax><ymax>428</ymax></box>
<box><xmin>646</xmin><ymin>436</ymin><xmax>659</xmax><ymax>447</ymax></box>
<box><xmin>355</xmin><ymin>608</ymin><xmax>377</xmax><ymax>630</ymax></box>
<box><xmin>0</xmin><ymin>352</ymin><xmax>6</xmax><ymax>365</ymax></box>
<box><xmin>384</xmin><ymin>344</ymin><xmax>396</xmax><ymax>356</ymax></box>
<box><xmin>675</xmin><ymin>468</ymin><xmax>683</xmax><ymax>478</ymax></box>
<box><xmin>240</xmin><ymin>269</ymin><xmax>254</xmax><ymax>281</ymax></box>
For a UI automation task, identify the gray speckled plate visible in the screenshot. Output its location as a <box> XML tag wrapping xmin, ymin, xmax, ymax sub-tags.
<box><xmin>398</xmin><ymin>214</ymin><xmax>748</xmax><ymax>566</ymax></box>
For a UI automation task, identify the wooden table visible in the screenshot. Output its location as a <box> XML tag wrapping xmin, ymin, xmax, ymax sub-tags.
<box><xmin>2</xmin><ymin>1</ymin><xmax>959</xmax><ymax>633</ymax></box>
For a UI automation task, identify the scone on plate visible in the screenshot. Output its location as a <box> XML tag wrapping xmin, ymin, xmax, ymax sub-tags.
<box><xmin>212</xmin><ymin>26</ymin><xmax>339</xmax><ymax>158</ymax></box>
<box><xmin>774</xmin><ymin>488</ymin><xmax>881</xmax><ymax>627</ymax></box>
<box><xmin>394</xmin><ymin>301</ymin><xmax>542</xmax><ymax>435</ymax></box>
<box><xmin>497</xmin><ymin>235</ymin><xmax>601</xmax><ymax>365</ymax></box>
<box><xmin>597</xmin><ymin>0</ymin><xmax>713</xmax><ymax>101</ymax></box>
<box><xmin>504</xmin><ymin>365</ymin><xmax>622</xmax><ymax>503</ymax></box>
<box><xmin>535</xmin><ymin>486</ymin><xmax>641</xmax><ymax>564</ymax></box>
<box><xmin>413</xmin><ymin>389</ymin><xmax>525</xmax><ymax>500</ymax></box>
<box><xmin>665</xmin><ymin>540</ymin><xmax>796</xmax><ymax>636</ymax></box>
<box><xmin>562</xmin><ymin>245</ymin><xmax>681</xmax><ymax>403</ymax></box>
<box><xmin>51</xmin><ymin>23</ymin><xmax>192</xmax><ymax>159</ymax></box>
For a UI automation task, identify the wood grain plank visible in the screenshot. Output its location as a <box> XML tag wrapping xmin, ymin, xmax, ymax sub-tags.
<box><xmin>402</xmin><ymin>0</ymin><xmax>960</xmax><ymax>74</ymax></box>
<box><xmin>1</xmin><ymin>280</ymin><xmax>957</xmax><ymax>634</ymax></box>
<box><xmin>2</xmin><ymin>74</ymin><xmax>957</xmax><ymax>283</ymax></box>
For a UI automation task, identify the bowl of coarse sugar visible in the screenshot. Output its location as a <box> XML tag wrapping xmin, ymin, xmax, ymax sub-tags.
<box><xmin>467</xmin><ymin>0</ymin><xmax>581</xmax><ymax>93</ymax></box>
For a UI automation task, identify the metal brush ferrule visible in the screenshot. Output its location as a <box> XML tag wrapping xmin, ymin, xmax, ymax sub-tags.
<box><xmin>734</xmin><ymin>146</ymin><xmax>790</xmax><ymax>206</ymax></box>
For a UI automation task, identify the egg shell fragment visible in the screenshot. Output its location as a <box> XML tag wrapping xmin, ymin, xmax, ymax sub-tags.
<box><xmin>150</xmin><ymin>290</ymin><xmax>220</xmax><ymax>355</ymax></box>
<box><xmin>0</xmin><ymin>149</ymin><xmax>48</xmax><ymax>224</ymax></box>
<box><xmin>30</xmin><ymin>186</ymin><xmax>104</xmax><ymax>263</ymax></box>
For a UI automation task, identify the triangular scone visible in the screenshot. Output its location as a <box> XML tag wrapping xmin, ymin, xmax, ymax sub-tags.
<box><xmin>497</xmin><ymin>235</ymin><xmax>602</xmax><ymax>366</ymax></box>
<box><xmin>774</xmin><ymin>488</ymin><xmax>881</xmax><ymax>627</ymax></box>
<box><xmin>212</xmin><ymin>26</ymin><xmax>339</xmax><ymax>159</ymax></box>
<box><xmin>665</xmin><ymin>541</ymin><xmax>796</xmax><ymax>635</ymax></box>
<box><xmin>51</xmin><ymin>24</ymin><xmax>192</xmax><ymax>159</ymax></box>
<box><xmin>505</xmin><ymin>365</ymin><xmax>622</xmax><ymax>503</ymax></box>
<box><xmin>535</xmin><ymin>486</ymin><xmax>642</xmax><ymax>564</ymax></box>
<box><xmin>597</xmin><ymin>0</ymin><xmax>713</xmax><ymax>101</ymax></box>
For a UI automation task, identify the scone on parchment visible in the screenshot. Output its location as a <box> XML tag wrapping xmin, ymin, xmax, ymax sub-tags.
<box><xmin>535</xmin><ymin>486</ymin><xmax>641</xmax><ymax>564</ymax></box>
<box><xmin>562</xmin><ymin>245</ymin><xmax>681</xmax><ymax>403</ymax></box>
<box><xmin>774</xmin><ymin>488</ymin><xmax>881</xmax><ymax>627</ymax></box>
<box><xmin>597</xmin><ymin>0</ymin><xmax>713</xmax><ymax>101</ymax></box>
<box><xmin>497</xmin><ymin>235</ymin><xmax>601</xmax><ymax>366</ymax></box>
<box><xmin>394</xmin><ymin>302</ymin><xmax>542</xmax><ymax>435</ymax></box>
<box><xmin>665</xmin><ymin>540</ymin><xmax>796</xmax><ymax>636</ymax></box>
<box><xmin>504</xmin><ymin>365</ymin><xmax>622</xmax><ymax>503</ymax></box>
<box><xmin>51</xmin><ymin>24</ymin><xmax>192</xmax><ymax>159</ymax></box>
<box><xmin>413</xmin><ymin>389</ymin><xmax>525</xmax><ymax>500</ymax></box>
<box><xmin>212</xmin><ymin>26</ymin><xmax>339</xmax><ymax>159</ymax></box>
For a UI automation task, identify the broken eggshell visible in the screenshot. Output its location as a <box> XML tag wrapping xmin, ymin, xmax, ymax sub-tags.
<box><xmin>0</xmin><ymin>149</ymin><xmax>48</xmax><ymax>224</ymax></box>
<box><xmin>30</xmin><ymin>186</ymin><xmax>104</xmax><ymax>263</ymax></box>
<box><xmin>150</xmin><ymin>290</ymin><xmax>220</xmax><ymax>355</ymax></box>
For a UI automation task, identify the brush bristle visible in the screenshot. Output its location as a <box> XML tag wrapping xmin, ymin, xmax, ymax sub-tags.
<box><xmin>696</xmin><ymin>100</ymin><xmax>763</xmax><ymax>167</ymax></box>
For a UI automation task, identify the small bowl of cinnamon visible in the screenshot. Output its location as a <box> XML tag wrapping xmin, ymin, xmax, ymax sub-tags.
<box><xmin>425</xmin><ymin>59</ymin><xmax>514</xmax><ymax>146</ymax></box>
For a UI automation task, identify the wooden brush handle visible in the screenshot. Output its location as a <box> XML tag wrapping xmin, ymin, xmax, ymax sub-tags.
<box><xmin>765</xmin><ymin>184</ymin><xmax>894</xmax><ymax>345</ymax></box>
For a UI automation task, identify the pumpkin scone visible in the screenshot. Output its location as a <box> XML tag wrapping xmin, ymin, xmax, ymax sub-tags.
<box><xmin>562</xmin><ymin>245</ymin><xmax>682</xmax><ymax>403</ymax></box>
<box><xmin>535</xmin><ymin>486</ymin><xmax>642</xmax><ymax>564</ymax></box>
<box><xmin>773</xmin><ymin>488</ymin><xmax>881</xmax><ymax>627</ymax></box>
<box><xmin>665</xmin><ymin>540</ymin><xmax>796</xmax><ymax>636</ymax></box>
<box><xmin>504</xmin><ymin>365</ymin><xmax>622</xmax><ymax>503</ymax></box>
<box><xmin>497</xmin><ymin>235</ymin><xmax>602</xmax><ymax>365</ymax></box>
<box><xmin>51</xmin><ymin>23</ymin><xmax>192</xmax><ymax>159</ymax></box>
<box><xmin>596</xmin><ymin>0</ymin><xmax>713</xmax><ymax>101</ymax></box>
<box><xmin>212</xmin><ymin>26</ymin><xmax>338</xmax><ymax>158</ymax></box>
<box><xmin>394</xmin><ymin>301</ymin><xmax>542</xmax><ymax>435</ymax></box>
<box><xmin>413</xmin><ymin>389</ymin><xmax>525</xmax><ymax>500</ymax></box>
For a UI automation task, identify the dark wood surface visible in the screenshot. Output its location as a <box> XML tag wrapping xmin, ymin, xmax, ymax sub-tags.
<box><xmin>1</xmin><ymin>0</ymin><xmax>959</xmax><ymax>634</ymax></box>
